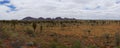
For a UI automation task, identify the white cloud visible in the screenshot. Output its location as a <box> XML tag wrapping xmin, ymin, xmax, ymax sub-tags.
<box><xmin>0</xmin><ymin>0</ymin><xmax>120</xmax><ymax>20</ymax></box>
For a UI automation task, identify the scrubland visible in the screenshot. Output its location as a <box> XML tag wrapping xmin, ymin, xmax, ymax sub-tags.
<box><xmin>0</xmin><ymin>20</ymin><xmax>120</xmax><ymax>48</ymax></box>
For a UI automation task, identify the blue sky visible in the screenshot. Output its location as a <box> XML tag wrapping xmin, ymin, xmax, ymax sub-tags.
<box><xmin>0</xmin><ymin>0</ymin><xmax>16</xmax><ymax>11</ymax></box>
<box><xmin>0</xmin><ymin>0</ymin><xmax>120</xmax><ymax>20</ymax></box>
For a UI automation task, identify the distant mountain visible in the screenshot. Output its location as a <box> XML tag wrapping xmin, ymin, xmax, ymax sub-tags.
<box><xmin>22</xmin><ymin>17</ymin><xmax>37</xmax><ymax>21</ymax></box>
<box><xmin>22</xmin><ymin>17</ymin><xmax>76</xmax><ymax>21</ymax></box>
<box><xmin>38</xmin><ymin>17</ymin><xmax>45</xmax><ymax>20</ymax></box>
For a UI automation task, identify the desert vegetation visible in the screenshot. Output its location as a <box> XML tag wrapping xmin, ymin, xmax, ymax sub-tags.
<box><xmin>0</xmin><ymin>20</ymin><xmax>120</xmax><ymax>48</ymax></box>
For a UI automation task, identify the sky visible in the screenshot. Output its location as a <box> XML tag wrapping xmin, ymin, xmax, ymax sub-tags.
<box><xmin>0</xmin><ymin>0</ymin><xmax>120</xmax><ymax>20</ymax></box>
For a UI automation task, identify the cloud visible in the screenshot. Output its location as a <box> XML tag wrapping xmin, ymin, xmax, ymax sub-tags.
<box><xmin>0</xmin><ymin>0</ymin><xmax>120</xmax><ymax>20</ymax></box>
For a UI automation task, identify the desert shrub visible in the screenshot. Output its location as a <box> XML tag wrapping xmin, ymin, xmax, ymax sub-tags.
<box><xmin>53</xmin><ymin>35</ymin><xmax>59</xmax><ymax>42</ymax></box>
<box><xmin>50</xmin><ymin>42</ymin><xmax>57</xmax><ymax>48</ymax></box>
<box><xmin>0</xmin><ymin>25</ymin><xmax>3</xmax><ymax>32</ymax></box>
<box><xmin>0</xmin><ymin>31</ymin><xmax>10</xmax><ymax>39</ymax></box>
<box><xmin>114</xmin><ymin>46</ymin><xmax>120</xmax><ymax>48</ymax></box>
<box><xmin>0</xmin><ymin>40</ymin><xmax>6</xmax><ymax>48</ymax></box>
<box><xmin>102</xmin><ymin>33</ymin><xmax>111</xmax><ymax>46</ymax></box>
<box><xmin>83</xmin><ymin>29</ymin><xmax>91</xmax><ymax>36</ymax></box>
<box><xmin>25</xmin><ymin>28</ymin><xmax>35</xmax><ymax>37</ymax></box>
<box><xmin>115</xmin><ymin>32</ymin><xmax>120</xmax><ymax>46</ymax></box>
<box><xmin>11</xmin><ymin>40</ymin><xmax>24</xmax><ymax>48</ymax></box>
<box><xmin>61</xmin><ymin>23</ymin><xmax>67</xmax><ymax>27</ymax></box>
<box><xmin>50</xmin><ymin>42</ymin><xmax>68</xmax><ymax>48</ymax></box>
<box><xmin>72</xmin><ymin>40</ymin><xmax>82</xmax><ymax>48</ymax></box>
<box><xmin>11</xmin><ymin>20</ymin><xmax>18</xmax><ymax>31</ymax></box>
<box><xmin>87</xmin><ymin>30</ymin><xmax>91</xmax><ymax>35</ymax></box>
<box><xmin>26</xmin><ymin>41</ymin><xmax>35</xmax><ymax>46</ymax></box>
<box><xmin>56</xmin><ymin>45</ymin><xmax>68</xmax><ymax>48</ymax></box>
<box><xmin>87</xmin><ymin>45</ymin><xmax>98</xmax><ymax>48</ymax></box>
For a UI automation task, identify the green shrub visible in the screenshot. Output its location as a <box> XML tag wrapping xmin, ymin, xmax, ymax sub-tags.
<box><xmin>50</xmin><ymin>42</ymin><xmax>68</xmax><ymax>48</ymax></box>
<box><xmin>50</xmin><ymin>42</ymin><xmax>57</xmax><ymax>48</ymax></box>
<box><xmin>56</xmin><ymin>45</ymin><xmax>68</xmax><ymax>48</ymax></box>
<box><xmin>72</xmin><ymin>40</ymin><xmax>82</xmax><ymax>48</ymax></box>
<box><xmin>114</xmin><ymin>46</ymin><xmax>120</xmax><ymax>48</ymax></box>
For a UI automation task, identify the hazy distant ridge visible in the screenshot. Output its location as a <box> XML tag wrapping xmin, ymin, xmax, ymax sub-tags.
<box><xmin>22</xmin><ymin>17</ymin><xmax>76</xmax><ymax>21</ymax></box>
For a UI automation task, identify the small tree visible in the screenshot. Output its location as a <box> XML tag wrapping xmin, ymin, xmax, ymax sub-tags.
<box><xmin>11</xmin><ymin>20</ymin><xmax>17</xmax><ymax>31</ymax></box>
<box><xmin>40</xmin><ymin>26</ymin><xmax>43</xmax><ymax>32</ymax></box>
<box><xmin>0</xmin><ymin>25</ymin><xmax>3</xmax><ymax>32</ymax></box>
<box><xmin>32</xmin><ymin>22</ymin><xmax>37</xmax><ymax>32</ymax></box>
